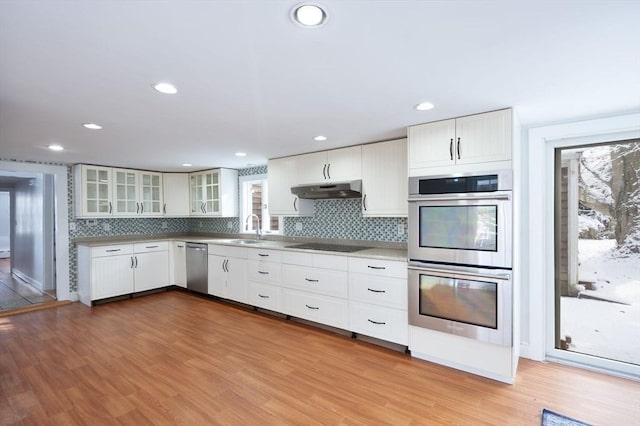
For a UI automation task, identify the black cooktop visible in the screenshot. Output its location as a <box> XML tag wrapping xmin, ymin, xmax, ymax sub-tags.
<box><xmin>284</xmin><ymin>243</ymin><xmax>370</xmax><ymax>253</ymax></box>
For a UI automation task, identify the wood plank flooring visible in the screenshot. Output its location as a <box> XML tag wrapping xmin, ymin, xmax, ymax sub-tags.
<box><xmin>1</xmin><ymin>291</ymin><xmax>639</xmax><ymax>425</ymax></box>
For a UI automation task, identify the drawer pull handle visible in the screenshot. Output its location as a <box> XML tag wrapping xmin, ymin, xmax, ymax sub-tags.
<box><xmin>368</xmin><ymin>319</ymin><xmax>386</xmax><ymax>325</ymax></box>
<box><xmin>367</xmin><ymin>265</ymin><xmax>386</xmax><ymax>270</ymax></box>
<box><xmin>258</xmin><ymin>294</ymin><xmax>269</xmax><ymax>299</ymax></box>
<box><xmin>258</xmin><ymin>271</ymin><xmax>269</xmax><ymax>275</ymax></box>
<box><xmin>258</xmin><ymin>253</ymin><xmax>269</xmax><ymax>257</ymax></box>
<box><xmin>305</xmin><ymin>278</ymin><xmax>319</xmax><ymax>282</ymax></box>
<box><xmin>305</xmin><ymin>304</ymin><xmax>319</xmax><ymax>310</ymax></box>
<box><xmin>145</xmin><ymin>245</ymin><xmax>159</xmax><ymax>249</ymax></box>
<box><xmin>177</xmin><ymin>245</ymin><xmax>184</xmax><ymax>248</ymax></box>
<box><xmin>367</xmin><ymin>288</ymin><xmax>386</xmax><ymax>293</ymax></box>
<box><xmin>106</xmin><ymin>249</ymin><xmax>121</xmax><ymax>252</ymax></box>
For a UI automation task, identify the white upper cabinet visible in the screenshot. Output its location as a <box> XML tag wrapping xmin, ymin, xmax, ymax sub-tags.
<box><xmin>361</xmin><ymin>138</ymin><xmax>408</xmax><ymax>217</ymax></box>
<box><xmin>189</xmin><ymin>168</ymin><xmax>238</xmax><ymax>217</ymax></box>
<box><xmin>268</xmin><ymin>156</ymin><xmax>313</xmax><ymax>216</ymax></box>
<box><xmin>111</xmin><ymin>169</ymin><xmax>163</xmax><ymax>216</ymax></box>
<box><xmin>75</xmin><ymin>165</ymin><xmax>113</xmax><ymax>217</ymax></box>
<box><xmin>162</xmin><ymin>173</ymin><xmax>190</xmax><ymax>217</ymax></box>
<box><xmin>408</xmin><ymin>108</ymin><xmax>512</xmax><ymax>175</ymax></box>
<box><xmin>297</xmin><ymin>146</ymin><xmax>362</xmax><ymax>184</ymax></box>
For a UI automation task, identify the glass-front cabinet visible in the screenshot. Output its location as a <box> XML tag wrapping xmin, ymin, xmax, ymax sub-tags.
<box><xmin>76</xmin><ymin>165</ymin><xmax>113</xmax><ymax>217</ymax></box>
<box><xmin>112</xmin><ymin>169</ymin><xmax>163</xmax><ymax>216</ymax></box>
<box><xmin>189</xmin><ymin>168</ymin><xmax>238</xmax><ymax>217</ymax></box>
<box><xmin>190</xmin><ymin>170</ymin><xmax>220</xmax><ymax>215</ymax></box>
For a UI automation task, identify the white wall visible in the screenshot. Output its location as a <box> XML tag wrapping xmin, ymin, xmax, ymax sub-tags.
<box><xmin>0</xmin><ymin>191</ymin><xmax>9</xmax><ymax>258</ymax></box>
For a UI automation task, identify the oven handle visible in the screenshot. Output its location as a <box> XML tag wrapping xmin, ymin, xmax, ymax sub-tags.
<box><xmin>408</xmin><ymin>265</ymin><xmax>511</xmax><ymax>281</ymax></box>
<box><xmin>408</xmin><ymin>193</ymin><xmax>511</xmax><ymax>202</ymax></box>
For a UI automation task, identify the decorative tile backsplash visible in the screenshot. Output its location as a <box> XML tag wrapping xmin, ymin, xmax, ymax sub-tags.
<box><xmin>284</xmin><ymin>199</ymin><xmax>407</xmax><ymax>243</ymax></box>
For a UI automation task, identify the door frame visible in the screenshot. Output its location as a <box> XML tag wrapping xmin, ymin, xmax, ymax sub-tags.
<box><xmin>525</xmin><ymin>112</ymin><xmax>640</xmax><ymax>379</ymax></box>
<box><xmin>0</xmin><ymin>161</ymin><xmax>70</xmax><ymax>302</ymax></box>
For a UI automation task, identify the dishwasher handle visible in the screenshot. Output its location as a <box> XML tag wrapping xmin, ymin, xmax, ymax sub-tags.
<box><xmin>186</xmin><ymin>243</ymin><xmax>207</xmax><ymax>251</ymax></box>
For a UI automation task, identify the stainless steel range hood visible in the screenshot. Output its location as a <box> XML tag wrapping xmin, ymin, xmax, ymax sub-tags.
<box><xmin>291</xmin><ymin>180</ymin><xmax>362</xmax><ymax>199</ymax></box>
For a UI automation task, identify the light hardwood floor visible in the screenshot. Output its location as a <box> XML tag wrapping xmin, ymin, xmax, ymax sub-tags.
<box><xmin>1</xmin><ymin>291</ymin><xmax>638</xmax><ymax>425</ymax></box>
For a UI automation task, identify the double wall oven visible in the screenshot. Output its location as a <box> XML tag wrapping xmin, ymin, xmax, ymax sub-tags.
<box><xmin>408</xmin><ymin>170</ymin><xmax>513</xmax><ymax>346</ymax></box>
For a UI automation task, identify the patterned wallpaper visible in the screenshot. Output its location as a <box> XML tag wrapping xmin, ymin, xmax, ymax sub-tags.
<box><xmin>2</xmin><ymin>161</ymin><xmax>407</xmax><ymax>295</ymax></box>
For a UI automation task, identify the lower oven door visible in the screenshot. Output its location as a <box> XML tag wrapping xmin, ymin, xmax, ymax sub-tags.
<box><xmin>408</xmin><ymin>263</ymin><xmax>512</xmax><ymax>347</ymax></box>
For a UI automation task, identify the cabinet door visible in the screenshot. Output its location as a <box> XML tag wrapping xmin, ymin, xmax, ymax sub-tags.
<box><xmin>361</xmin><ymin>139</ymin><xmax>407</xmax><ymax>217</ymax></box>
<box><xmin>326</xmin><ymin>145</ymin><xmax>362</xmax><ymax>182</ymax></box>
<box><xmin>190</xmin><ymin>173</ymin><xmax>205</xmax><ymax>215</ymax></box>
<box><xmin>267</xmin><ymin>157</ymin><xmax>313</xmax><ymax>216</ymax></box>
<box><xmin>91</xmin><ymin>255</ymin><xmax>134</xmax><ymax>300</ymax></box>
<box><xmin>202</xmin><ymin>171</ymin><xmax>220</xmax><ymax>215</ymax></box>
<box><xmin>139</xmin><ymin>172</ymin><xmax>163</xmax><ymax>216</ymax></box>
<box><xmin>80</xmin><ymin>165</ymin><xmax>113</xmax><ymax>216</ymax></box>
<box><xmin>455</xmin><ymin>109</ymin><xmax>512</xmax><ymax>165</ymax></box>
<box><xmin>408</xmin><ymin>119</ymin><xmax>456</xmax><ymax>170</ymax></box>
<box><xmin>162</xmin><ymin>173</ymin><xmax>190</xmax><ymax>216</ymax></box>
<box><xmin>169</xmin><ymin>241</ymin><xmax>187</xmax><ymax>287</ymax></box>
<box><xmin>226</xmin><ymin>257</ymin><xmax>247</xmax><ymax>303</ymax></box>
<box><xmin>208</xmin><ymin>254</ymin><xmax>227</xmax><ymax>297</ymax></box>
<box><xmin>296</xmin><ymin>151</ymin><xmax>327</xmax><ymax>184</ymax></box>
<box><xmin>112</xmin><ymin>169</ymin><xmax>139</xmax><ymax>215</ymax></box>
<box><xmin>134</xmin><ymin>250</ymin><xmax>169</xmax><ymax>292</ymax></box>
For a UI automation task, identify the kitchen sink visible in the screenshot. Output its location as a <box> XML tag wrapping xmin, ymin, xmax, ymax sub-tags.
<box><xmin>230</xmin><ymin>239</ymin><xmax>263</xmax><ymax>245</ymax></box>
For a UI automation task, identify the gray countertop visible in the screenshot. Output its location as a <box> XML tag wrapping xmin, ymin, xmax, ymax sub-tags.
<box><xmin>74</xmin><ymin>234</ymin><xmax>408</xmax><ymax>262</ymax></box>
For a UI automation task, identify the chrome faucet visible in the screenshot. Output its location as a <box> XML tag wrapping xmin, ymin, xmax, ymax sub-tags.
<box><xmin>245</xmin><ymin>213</ymin><xmax>262</xmax><ymax>240</ymax></box>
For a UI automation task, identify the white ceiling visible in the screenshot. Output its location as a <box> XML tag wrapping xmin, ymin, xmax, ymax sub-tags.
<box><xmin>1</xmin><ymin>1</ymin><xmax>639</xmax><ymax>172</ymax></box>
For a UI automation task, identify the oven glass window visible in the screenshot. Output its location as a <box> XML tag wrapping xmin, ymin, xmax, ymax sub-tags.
<box><xmin>419</xmin><ymin>205</ymin><xmax>497</xmax><ymax>251</ymax></box>
<box><xmin>419</xmin><ymin>274</ymin><xmax>498</xmax><ymax>329</ymax></box>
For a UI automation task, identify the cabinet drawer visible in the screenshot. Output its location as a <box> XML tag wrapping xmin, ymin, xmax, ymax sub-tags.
<box><xmin>247</xmin><ymin>282</ymin><xmax>281</xmax><ymax>311</ymax></box>
<box><xmin>349</xmin><ymin>301</ymin><xmax>408</xmax><ymax>345</ymax></box>
<box><xmin>281</xmin><ymin>251</ymin><xmax>348</xmax><ymax>271</ymax></box>
<box><xmin>207</xmin><ymin>244</ymin><xmax>227</xmax><ymax>256</ymax></box>
<box><xmin>134</xmin><ymin>241</ymin><xmax>168</xmax><ymax>253</ymax></box>
<box><xmin>282</xmin><ymin>265</ymin><xmax>348</xmax><ymax>298</ymax></box>
<box><xmin>349</xmin><ymin>273</ymin><xmax>407</xmax><ymax>309</ymax></box>
<box><xmin>247</xmin><ymin>260</ymin><xmax>282</xmax><ymax>284</ymax></box>
<box><xmin>247</xmin><ymin>248</ymin><xmax>282</xmax><ymax>262</ymax></box>
<box><xmin>282</xmin><ymin>289</ymin><xmax>348</xmax><ymax>330</ymax></box>
<box><xmin>91</xmin><ymin>244</ymin><xmax>133</xmax><ymax>258</ymax></box>
<box><xmin>348</xmin><ymin>257</ymin><xmax>407</xmax><ymax>278</ymax></box>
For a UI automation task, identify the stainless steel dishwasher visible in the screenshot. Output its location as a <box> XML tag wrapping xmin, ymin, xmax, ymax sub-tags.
<box><xmin>186</xmin><ymin>243</ymin><xmax>208</xmax><ymax>294</ymax></box>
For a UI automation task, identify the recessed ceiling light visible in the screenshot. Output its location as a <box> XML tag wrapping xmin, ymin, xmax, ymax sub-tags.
<box><xmin>153</xmin><ymin>82</ymin><xmax>178</xmax><ymax>94</ymax></box>
<box><xmin>235</xmin><ymin>152</ymin><xmax>247</xmax><ymax>157</ymax></box>
<box><xmin>313</xmin><ymin>135</ymin><xmax>327</xmax><ymax>141</ymax></box>
<box><xmin>291</xmin><ymin>3</ymin><xmax>327</xmax><ymax>27</ymax></box>
<box><xmin>182</xmin><ymin>163</ymin><xmax>192</xmax><ymax>167</ymax></box>
<box><xmin>414</xmin><ymin>102</ymin><xmax>435</xmax><ymax>111</ymax></box>
<box><xmin>48</xmin><ymin>144</ymin><xmax>64</xmax><ymax>151</ymax></box>
<box><xmin>82</xmin><ymin>123</ymin><xmax>102</xmax><ymax>130</ymax></box>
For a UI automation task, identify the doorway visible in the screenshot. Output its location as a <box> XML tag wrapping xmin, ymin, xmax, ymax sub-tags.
<box><xmin>0</xmin><ymin>173</ymin><xmax>57</xmax><ymax>311</ymax></box>
<box><xmin>554</xmin><ymin>140</ymin><xmax>640</xmax><ymax>367</ymax></box>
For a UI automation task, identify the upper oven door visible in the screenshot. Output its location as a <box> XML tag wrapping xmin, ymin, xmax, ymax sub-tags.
<box><xmin>408</xmin><ymin>191</ymin><xmax>512</xmax><ymax>269</ymax></box>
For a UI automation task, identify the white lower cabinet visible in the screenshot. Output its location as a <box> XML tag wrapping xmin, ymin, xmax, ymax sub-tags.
<box><xmin>78</xmin><ymin>241</ymin><xmax>169</xmax><ymax>306</ymax></box>
<box><xmin>169</xmin><ymin>241</ymin><xmax>187</xmax><ymax>287</ymax></box>
<box><xmin>348</xmin><ymin>257</ymin><xmax>408</xmax><ymax>345</ymax></box>
<box><xmin>246</xmin><ymin>248</ymin><xmax>282</xmax><ymax>311</ymax></box>
<box><xmin>207</xmin><ymin>245</ymin><xmax>248</xmax><ymax>303</ymax></box>
<box><xmin>282</xmin><ymin>288</ymin><xmax>349</xmax><ymax>330</ymax></box>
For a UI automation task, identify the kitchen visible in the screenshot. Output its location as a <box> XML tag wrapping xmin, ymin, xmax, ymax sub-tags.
<box><xmin>1</xmin><ymin>1</ymin><xmax>639</xmax><ymax>424</ymax></box>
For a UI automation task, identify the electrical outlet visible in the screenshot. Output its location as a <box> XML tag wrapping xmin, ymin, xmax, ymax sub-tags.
<box><xmin>161</xmin><ymin>221</ymin><xmax>168</xmax><ymax>229</ymax></box>
<box><xmin>103</xmin><ymin>223</ymin><xmax>111</xmax><ymax>232</ymax></box>
<box><xmin>86</xmin><ymin>219</ymin><xmax>97</xmax><ymax>226</ymax></box>
<box><xmin>69</xmin><ymin>222</ymin><xmax>76</xmax><ymax>231</ymax></box>
<box><xmin>199</xmin><ymin>221</ymin><xmax>203</xmax><ymax>228</ymax></box>
<box><xmin>295</xmin><ymin>222</ymin><xmax>303</xmax><ymax>231</ymax></box>
<box><xmin>227</xmin><ymin>221</ymin><xmax>233</xmax><ymax>229</ymax></box>
<box><xmin>397</xmin><ymin>224</ymin><xmax>405</xmax><ymax>236</ymax></box>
